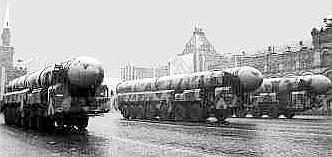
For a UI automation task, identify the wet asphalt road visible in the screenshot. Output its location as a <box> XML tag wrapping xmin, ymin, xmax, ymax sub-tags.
<box><xmin>0</xmin><ymin>112</ymin><xmax>331</xmax><ymax>157</ymax></box>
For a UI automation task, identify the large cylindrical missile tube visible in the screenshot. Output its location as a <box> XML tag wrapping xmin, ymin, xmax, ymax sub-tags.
<box><xmin>117</xmin><ymin>67</ymin><xmax>263</xmax><ymax>94</ymax></box>
<box><xmin>255</xmin><ymin>74</ymin><xmax>331</xmax><ymax>94</ymax></box>
<box><xmin>116</xmin><ymin>71</ymin><xmax>232</xmax><ymax>93</ymax></box>
<box><xmin>7</xmin><ymin>56</ymin><xmax>104</xmax><ymax>91</ymax></box>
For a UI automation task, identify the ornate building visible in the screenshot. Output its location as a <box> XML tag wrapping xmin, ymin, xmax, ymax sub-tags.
<box><xmin>224</xmin><ymin>43</ymin><xmax>323</xmax><ymax>78</ymax></box>
<box><xmin>169</xmin><ymin>27</ymin><xmax>230</xmax><ymax>75</ymax></box>
<box><xmin>212</xmin><ymin>14</ymin><xmax>331</xmax><ymax>80</ymax></box>
<box><xmin>0</xmin><ymin>3</ymin><xmax>27</xmax><ymax>87</ymax></box>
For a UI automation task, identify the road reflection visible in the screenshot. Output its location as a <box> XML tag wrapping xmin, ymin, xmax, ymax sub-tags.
<box><xmin>0</xmin><ymin>112</ymin><xmax>331</xmax><ymax>157</ymax></box>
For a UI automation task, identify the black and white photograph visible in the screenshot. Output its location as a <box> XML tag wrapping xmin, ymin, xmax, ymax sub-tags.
<box><xmin>0</xmin><ymin>0</ymin><xmax>331</xmax><ymax>156</ymax></box>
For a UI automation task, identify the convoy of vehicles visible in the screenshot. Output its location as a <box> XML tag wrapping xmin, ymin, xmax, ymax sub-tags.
<box><xmin>232</xmin><ymin>74</ymin><xmax>331</xmax><ymax>118</ymax></box>
<box><xmin>0</xmin><ymin>55</ymin><xmax>330</xmax><ymax>131</ymax></box>
<box><xmin>115</xmin><ymin>66</ymin><xmax>263</xmax><ymax>122</ymax></box>
<box><xmin>0</xmin><ymin>56</ymin><xmax>109</xmax><ymax>132</ymax></box>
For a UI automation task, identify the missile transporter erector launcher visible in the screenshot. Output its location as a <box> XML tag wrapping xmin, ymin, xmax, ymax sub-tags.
<box><xmin>2</xmin><ymin>56</ymin><xmax>110</xmax><ymax>132</ymax></box>
<box><xmin>235</xmin><ymin>74</ymin><xmax>332</xmax><ymax>118</ymax></box>
<box><xmin>116</xmin><ymin>66</ymin><xmax>263</xmax><ymax>122</ymax></box>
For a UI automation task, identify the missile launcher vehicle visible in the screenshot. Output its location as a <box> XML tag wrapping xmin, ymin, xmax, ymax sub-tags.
<box><xmin>232</xmin><ymin>74</ymin><xmax>332</xmax><ymax>118</ymax></box>
<box><xmin>116</xmin><ymin>66</ymin><xmax>263</xmax><ymax>122</ymax></box>
<box><xmin>1</xmin><ymin>56</ymin><xmax>110</xmax><ymax>132</ymax></box>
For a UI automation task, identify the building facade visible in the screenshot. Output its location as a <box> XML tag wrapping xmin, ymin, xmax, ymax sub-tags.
<box><xmin>120</xmin><ymin>62</ymin><xmax>169</xmax><ymax>81</ymax></box>
<box><xmin>223</xmin><ymin>43</ymin><xmax>323</xmax><ymax>78</ymax></box>
<box><xmin>210</xmin><ymin>13</ymin><xmax>332</xmax><ymax>79</ymax></box>
<box><xmin>311</xmin><ymin>14</ymin><xmax>332</xmax><ymax>100</ymax></box>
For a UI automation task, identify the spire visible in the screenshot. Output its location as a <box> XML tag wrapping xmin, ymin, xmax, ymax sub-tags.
<box><xmin>3</xmin><ymin>2</ymin><xmax>11</xmax><ymax>28</ymax></box>
<box><xmin>181</xmin><ymin>27</ymin><xmax>217</xmax><ymax>55</ymax></box>
<box><xmin>2</xmin><ymin>1</ymin><xmax>12</xmax><ymax>47</ymax></box>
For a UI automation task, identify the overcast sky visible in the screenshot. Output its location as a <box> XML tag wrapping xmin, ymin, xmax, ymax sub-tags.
<box><xmin>0</xmin><ymin>0</ymin><xmax>331</xmax><ymax>78</ymax></box>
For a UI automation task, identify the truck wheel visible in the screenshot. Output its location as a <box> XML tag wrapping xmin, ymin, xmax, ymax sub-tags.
<box><xmin>23</xmin><ymin>109</ymin><xmax>30</xmax><ymax>128</ymax></box>
<box><xmin>160</xmin><ymin>109</ymin><xmax>168</xmax><ymax>120</ymax></box>
<box><xmin>129</xmin><ymin>106</ymin><xmax>135</xmax><ymax>119</ymax></box>
<box><xmin>5</xmin><ymin>106</ymin><xmax>11</xmax><ymax>125</ymax></box>
<box><xmin>175</xmin><ymin>103</ymin><xmax>186</xmax><ymax>121</ymax></box>
<box><xmin>190</xmin><ymin>103</ymin><xmax>201</xmax><ymax>121</ymax></box>
<box><xmin>14</xmin><ymin>107</ymin><xmax>22</xmax><ymax>127</ymax></box>
<box><xmin>37</xmin><ymin>116</ymin><xmax>48</xmax><ymax>133</ymax></box>
<box><xmin>235</xmin><ymin>109</ymin><xmax>247</xmax><ymax>118</ymax></box>
<box><xmin>77</xmin><ymin>116</ymin><xmax>89</xmax><ymax>130</ymax></box>
<box><xmin>136</xmin><ymin>105</ymin><xmax>144</xmax><ymax>119</ymax></box>
<box><xmin>31</xmin><ymin>111</ymin><xmax>38</xmax><ymax>130</ymax></box>
<box><xmin>8</xmin><ymin>106</ymin><xmax>15</xmax><ymax>125</ymax></box>
<box><xmin>123</xmin><ymin>107</ymin><xmax>130</xmax><ymax>119</ymax></box>
<box><xmin>18</xmin><ymin>117</ymin><xmax>24</xmax><ymax>127</ymax></box>
<box><xmin>26</xmin><ymin>109</ymin><xmax>33</xmax><ymax>129</ymax></box>
<box><xmin>285</xmin><ymin>111</ymin><xmax>295</xmax><ymax>119</ymax></box>
<box><xmin>270</xmin><ymin>108</ymin><xmax>280</xmax><ymax>119</ymax></box>
<box><xmin>4</xmin><ymin>107</ymin><xmax>9</xmax><ymax>125</ymax></box>
<box><xmin>252</xmin><ymin>107</ymin><xmax>261</xmax><ymax>118</ymax></box>
<box><xmin>46</xmin><ymin>117</ymin><xmax>56</xmax><ymax>133</ymax></box>
<box><xmin>215</xmin><ymin>109</ymin><xmax>226</xmax><ymax>121</ymax></box>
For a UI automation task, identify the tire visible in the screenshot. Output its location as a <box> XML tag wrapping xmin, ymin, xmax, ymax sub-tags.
<box><xmin>270</xmin><ymin>108</ymin><xmax>280</xmax><ymax>119</ymax></box>
<box><xmin>252</xmin><ymin>107</ymin><xmax>261</xmax><ymax>118</ymax></box>
<box><xmin>235</xmin><ymin>109</ymin><xmax>247</xmax><ymax>118</ymax></box>
<box><xmin>30</xmin><ymin>110</ymin><xmax>38</xmax><ymax>130</ymax></box>
<box><xmin>190</xmin><ymin>103</ymin><xmax>201</xmax><ymax>121</ymax></box>
<box><xmin>14</xmin><ymin>107</ymin><xmax>21</xmax><ymax>127</ymax></box>
<box><xmin>4</xmin><ymin>107</ymin><xmax>9</xmax><ymax>125</ymax></box>
<box><xmin>285</xmin><ymin>111</ymin><xmax>295</xmax><ymax>119</ymax></box>
<box><xmin>123</xmin><ymin>108</ymin><xmax>130</xmax><ymax>119</ymax></box>
<box><xmin>136</xmin><ymin>105</ymin><xmax>144</xmax><ymax>119</ymax></box>
<box><xmin>26</xmin><ymin>109</ymin><xmax>33</xmax><ymax>129</ymax></box>
<box><xmin>8</xmin><ymin>106</ymin><xmax>15</xmax><ymax>125</ymax></box>
<box><xmin>23</xmin><ymin>109</ymin><xmax>29</xmax><ymax>128</ymax></box>
<box><xmin>175</xmin><ymin>103</ymin><xmax>186</xmax><ymax>121</ymax></box>
<box><xmin>215</xmin><ymin>109</ymin><xmax>226</xmax><ymax>121</ymax></box>
<box><xmin>78</xmin><ymin>116</ymin><xmax>89</xmax><ymax>129</ymax></box>
<box><xmin>37</xmin><ymin>116</ymin><xmax>48</xmax><ymax>133</ymax></box>
<box><xmin>46</xmin><ymin>117</ymin><xmax>56</xmax><ymax>133</ymax></box>
<box><xmin>129</xmin><ymin>106</ymin><xmax>135</xmax><ymax>119</ymax></box>
<box><xmin>159</xmin><ymin>109</ymin><xmax>168</xmax><ymax>120</ymax></box>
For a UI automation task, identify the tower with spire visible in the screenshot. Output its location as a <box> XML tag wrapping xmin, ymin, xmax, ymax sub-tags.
<box><xmin>0</xmin><ymin>2</ymin><xmax>14</xmax><ymax>70</ymax></box>
<box><xmin>0</xmin><ymin>2</ymin><xmax>26</xmax><ymax>85</ymax></box>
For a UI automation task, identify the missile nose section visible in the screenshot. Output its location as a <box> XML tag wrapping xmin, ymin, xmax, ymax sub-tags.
<box><xmin>224</xmin><ymin>66</ymin><xmax>263</xmax><ymax>92</ymax></box>
<box><xmin>303</xmin><ymin>75</ymin><xmax>332</xmax><ymax>93</ymax></box>
<box><xmin>67</xmin><ymin>56</ymin><xmax>104</xmax><ymax>87</ymax></box>
<box><xmin>235</xmin><ymin>66</ymin><xmax>263</xmax><ymax>92</ymax></box>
